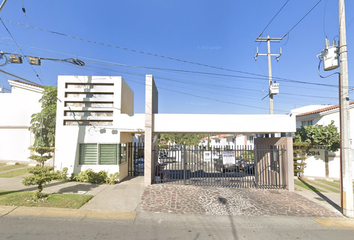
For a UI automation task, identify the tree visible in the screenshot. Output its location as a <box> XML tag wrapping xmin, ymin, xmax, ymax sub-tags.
<box><xmin>22</xmin><ymin>166</ymin><xmax>57</xmax><ymax>199</ymax></box>
<box><xmin>24</xmin><ymin>86</ymin><xmax>57</xmax><ymax>200</ymax></box>
<box><xmin>293</xmin><ymin>121</ymin><xmax>340</xmax><ymax>177</ymax></box>
<box><xmin>29</xmin><ymin>86</ymin><xmax>57</xmax><ymax>147</ymax></box>
<box><xmin>294</xmin><ymin>120</ymin><xmax>340</xmax><ymax>152</ymax></box>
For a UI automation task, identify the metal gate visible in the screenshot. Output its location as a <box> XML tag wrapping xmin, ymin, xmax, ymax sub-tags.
<box><xmin>153</xmin><ymin>145</ymin><xmax>287</xmax><ymax>189</ymax></box>
<box><xmin>128</xmin><ymin>143</ymin><xmax>144</xmax><ymax>176</ymax></box>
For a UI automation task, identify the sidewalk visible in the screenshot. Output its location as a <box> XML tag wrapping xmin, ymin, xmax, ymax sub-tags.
<box><xmin>0</xmin><ymin>175</ymin><xmax>352</xmax><ymax>228</ymax></box>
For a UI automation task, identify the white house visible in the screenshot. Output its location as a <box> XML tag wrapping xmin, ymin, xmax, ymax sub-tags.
<box><xmin>54</xmin><ymin>75</ymin><xmax>145</xmax><ymax>180</ymax></box>
<box><xmin>0</xmin><ymin>80</ymin><xmax>43</xmax><ymax>162</ymax></box>
<box><xmin>293</xmin><ymin>103</ymin><xmax>354</xmax><ymax>179</ymax></box>
<box><xmin>198</xmin><ymin>134</ymin><xmax>254</xmax><ymax>149</ymax></box>
<box><xmin>53</xmin><ymin>74</ymin><xmax>296</xmax><ymax>186</ymax></box>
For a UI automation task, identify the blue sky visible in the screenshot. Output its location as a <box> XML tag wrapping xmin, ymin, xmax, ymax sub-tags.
<box><xmin>0</xmin><ymin>0</ymin><xmax>353</xmax><ymax>114</ymax></box>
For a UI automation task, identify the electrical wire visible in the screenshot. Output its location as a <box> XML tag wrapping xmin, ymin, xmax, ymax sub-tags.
<box><xmin>282</xmin><ymin>0</ymin><xmax>323</xmax><ymax>39</ymax></box>
<box><xmin>0</xmin><ymin>18</ymin><xmax>45</xmax><ymax>85</ymax></box>
<box><xmin>0</xmin><ymin>69</ymin><xmax>43</xmax><ymax>86</ymax></box>
<box><xmin>0</xmin><ymin>23</ymin><xmax>342</xmax><ymax>90</ymax></box>
<box><xmin>0</xmin><ymin>18</ymin><xmax>300</xmax><ymax>79</ymax></box>
<box><xmin>257</xmin><ymin>0</ymin><xmax>290</xmax><ymax>38</ymax></box>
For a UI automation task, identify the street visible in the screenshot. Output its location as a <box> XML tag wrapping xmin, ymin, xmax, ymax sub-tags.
<box><xmin>1</xmin><ymin>213</ymin><xmax>354</xmax><ymax>240</ymax></box>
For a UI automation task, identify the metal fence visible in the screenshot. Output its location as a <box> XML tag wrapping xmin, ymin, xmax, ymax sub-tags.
<box><xmin>128</xmin><ymin>143</ymin><xmax>144</xmax><ymax>176</ymax></box>
<box><xmin>153</xmin><ymin>145</ymin><xmax>287</xmax><ymax>189</ymax></box>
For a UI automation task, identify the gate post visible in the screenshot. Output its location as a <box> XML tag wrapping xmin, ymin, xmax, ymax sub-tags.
<box><xmin>183</xmin><ymin>144</ymin><xmax>186</xmax><ymax>185</ymax></box>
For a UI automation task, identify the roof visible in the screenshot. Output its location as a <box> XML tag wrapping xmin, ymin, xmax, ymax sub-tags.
<box><xmin>10</xmin><ymin>80</ymin><xmax>44</xmax><ymax>89</ymax></box>
<box><xmin>296</xmin><ymin>101</ymin><xmax>354</xmax><ymax>117</ymax></box>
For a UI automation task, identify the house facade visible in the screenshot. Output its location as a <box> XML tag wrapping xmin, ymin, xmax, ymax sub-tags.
<box><xmin>54</xmin><ymin>75</ymin><xmax>144</xmax><ymax>181</ymax></box>
<box><xmin>0</xmin><ymin>80</ymin><xmax>43</xmax><ymax>163</ymax></box>
<box><xmin>293</xmin><ymin>103</ymin><xmax>354</xmax><ymax>179</ymax></box>
<box><xmin>198</xmin><ymin>134</ymin><xmax>254</xmax><ymax>149</ymax></box>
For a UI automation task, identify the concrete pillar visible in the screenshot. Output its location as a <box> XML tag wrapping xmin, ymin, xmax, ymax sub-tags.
<box><xmin>144</xmin><ymin>75</ymin><xmax>158</xmax><ymax>186</ymax></box>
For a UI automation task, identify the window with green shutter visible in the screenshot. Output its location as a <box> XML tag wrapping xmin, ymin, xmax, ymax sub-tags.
<box><xmin>98</xmin><ymin>144</ymin><xmax>118</xmax><ymax>165</ymax></box>
<box><xmin>79</xmin><ymin>144</ymin><xmax>97</xmax><ymax>165</ymax></box>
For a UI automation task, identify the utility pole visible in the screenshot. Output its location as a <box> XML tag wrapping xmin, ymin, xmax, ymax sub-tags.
<box><xmin>255</xmin><ymin>36</ymin><xmax>281</xmax><ymax>115</ymax></box>
<box><xmin>339</xmin><ymin>0</ymin><xmax>353</xmax><ymax>218</ymax></box>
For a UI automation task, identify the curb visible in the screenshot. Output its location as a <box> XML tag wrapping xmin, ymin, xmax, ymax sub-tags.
<box><xmin>313</xmin><ymin>217</ymin><xmax>354</xmax><ymax>229</ymax></box>
<box><xmin>0</xmin><ymin>206</ymin><xmax>136</xmax><ymax>221</ymax></box>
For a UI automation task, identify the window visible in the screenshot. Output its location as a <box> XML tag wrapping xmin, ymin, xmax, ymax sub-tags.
<box><xmin>79</xmin><ymin>143</ymin><xmax>126</xmax><ymax>165</ymax></box>
<box><xmin>301</xmin><ymin>120</ymin><xmax>313</xmax><ymax>127</ymax></box>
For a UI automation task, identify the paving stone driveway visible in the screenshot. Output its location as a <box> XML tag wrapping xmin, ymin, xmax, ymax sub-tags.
<box><xmin>140</xmin><ymin>184</ymin><xmax>342</xmax><ymax>218</ymax></box>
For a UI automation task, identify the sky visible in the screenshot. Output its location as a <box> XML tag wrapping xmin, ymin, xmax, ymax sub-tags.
<box><xmin>0</xmin><ymin>0</ymin><xmax>353</xmax><ymax>115</ymax></box>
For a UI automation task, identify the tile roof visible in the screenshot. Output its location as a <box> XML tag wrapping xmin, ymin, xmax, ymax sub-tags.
<box><xmin>10</xmin><ymin>80</ymin><xmax>44</xmax><ymax>89</ymax></box>
<box><xmin>296</xmin><ymin>101</ymin><xmax>354</xmax><ymax>117</ymax></box>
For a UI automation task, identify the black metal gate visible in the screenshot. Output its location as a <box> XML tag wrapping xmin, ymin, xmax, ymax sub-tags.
<box><xmin>154</xmin><ymin>145</ymin><xmax>287</xmax><ymax>189</ymax></box>
<box><xmin>128</xmin><ymin>143</ymin><xmax>144</xmax><ymax>176</ymax></box>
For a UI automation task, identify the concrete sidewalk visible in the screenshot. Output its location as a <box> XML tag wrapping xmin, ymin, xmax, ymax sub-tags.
<box><xmin>0</xmin><ymin>175</ymin><xmax>146</xmax><ymax>212</ymax></box>
<box><xmin>0</xmin><ymin>174</ymin><xmax>351</xmax><ymax>229</ymax></box>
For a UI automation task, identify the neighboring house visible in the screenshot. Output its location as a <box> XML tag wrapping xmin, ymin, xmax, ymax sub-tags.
<box><xmin>292</xmin><ymin>103</ymin><xmax>354</xmax><ymax>179</ymax></box>
<box><xmin>54</xmin><ymin>76</ymin><xmax>145</xmax><ymax>180</ymax></box>
<box><xmin>0</xmin><ymin>80</ymin><xmax>43</xmax><ymax>162</ymax></box>
<box><xmin>199</xmin><ymin>134</ymin><xmax>255</xmax><ymax>149</ymax></box>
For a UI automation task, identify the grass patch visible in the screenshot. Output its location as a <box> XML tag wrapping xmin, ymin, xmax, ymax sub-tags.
<box><xmin>0</xmin><ymin>168</ymin><xmax>29</xmax><ymax>178</ymax></box>
<box><xmin>295</xmin><ymin>179</ymin><xmax>326</xmax><ymax>192</ymax></box>
<box><xmin>307</xmin><ymin>180</ymin><xmax>340</xmax><ymax>193</ymax></box>
<box><xmin>0</xmin><ymin>164</ymin><xmax>26</xmax><ymax>172</ymax></box>
<box><xmin>0</xmin><ymin>163</ymin><xmax>6</xmax><ymax>166</ymax></box>
<box><xmin>0</xmin><ymin>190</ymin><xmax>93</xmax><ymax>209</ymax></box>
<box><xmin>316</xmin><ymin>179</ymin><xmax>340</xmax><ymax>189</ymax></box>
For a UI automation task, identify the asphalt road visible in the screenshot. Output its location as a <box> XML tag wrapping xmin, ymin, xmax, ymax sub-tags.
<box><xmin>1</xmin><ymin>215</ymin><xmax>354</xmax><ymax>240</ymax></box>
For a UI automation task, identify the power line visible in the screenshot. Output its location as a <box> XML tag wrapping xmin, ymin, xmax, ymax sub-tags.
<box><xmin>84</xmin><ymin>60</ymin><xmax>341</xmax><ymax>88</ymax></box>
<box><xmin>0</xmin><ymin>23</ymin><xmax>341</xmax><ymax>90</ymax></box>
<box><xmin>282</xmin><ymin>0</ymin><xmax>323</xmax><ymax>38</ymax></box>
<box><xmin>257</xmin><ymin>0</ymin><xmax>290</xmax><ymax>38</ymax></box>
<box><xmin>0</xmin><ymin>69</ymin><xmax>43</xmax><ymax>86</ymax></box>
<box><xmin>0</xmin><ymin>18</ymin><xmax>45</xmax><ymax>85</ymax></box>
<box><xmin>0</xmin><ymin>18</ymin><xmax>297</xmax><ymax>79</ymax></box>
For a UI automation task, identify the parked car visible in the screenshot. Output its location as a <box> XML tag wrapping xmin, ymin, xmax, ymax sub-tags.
<box><xmin>244</xmin><ymin>163</ymin><xmax>255</xmax><ymax>174</ymax></box>
<box><xmin>235</xmin><ymin>158</ymin><xmax>245</xmax><ymax>171</ymax></box>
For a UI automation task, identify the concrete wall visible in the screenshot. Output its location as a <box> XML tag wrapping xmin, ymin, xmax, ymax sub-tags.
<box><xmin>154</xmin><ymin>114</ymin><xmax>296</xmax><ymax>134</ymax></box>
<box><xmin>296</xmin><ymin>107</ymin><xmax>354</xmax><ymax>179</ymax></box>
<box><xmin>55</xmin><ymin>76</ymin><xmax>143</xmax><ymax>177</ymax></box>
<box><xmin>0</xmin><ymin>80</ymin><xmax>43</xmax><ymax>162</ymax></box>
<box><xmin>144</xmin><ymin>74</ymin><xmax>158</xmax><ymax>186</ymax></box>
<box><xmin>254</xmin><ymin>137</ymin><xmax>294</xmax><ymax>191</ymax></box>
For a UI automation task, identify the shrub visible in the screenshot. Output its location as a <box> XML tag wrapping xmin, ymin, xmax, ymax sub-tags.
<box><xmin>22</xmin><ymin>166</ymin><xmax>57</xmax><ymax>199</ymax></box>
<box><xmin>56</xmin><ymin>167</ymin><xmax>68</xmax><ymax>180</ymax></box>
<box><xmin>74</xmin><ymin>169</ymin><xmax>108</xmax><ymax>184</ymax></box>
<box><xmin>106</xmin><ymin>172</ymin><xmax>120</xmax><ymax>184</ymax></box>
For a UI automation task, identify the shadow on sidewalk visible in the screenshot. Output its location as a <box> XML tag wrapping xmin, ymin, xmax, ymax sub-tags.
<box><xmin>299</xmin><ymin>178</ymin><xmax>341</xmax><ymax>212</ymax></box>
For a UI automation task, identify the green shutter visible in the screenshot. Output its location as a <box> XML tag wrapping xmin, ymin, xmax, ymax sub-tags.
<box><xmin>80</xmin><ymin>144</ymin><xmax>97</xmax><ymax>165</ymax></box>
<box><xmin>99</xmin><ymin>144</ymin><xmax>118</xmax><ymax>165</ymax></box>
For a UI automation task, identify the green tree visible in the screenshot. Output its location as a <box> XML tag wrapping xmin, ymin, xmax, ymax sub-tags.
<box><xmin>294</xmin><ymin>120</ymin><xmax>340</xmax><ymax>152</ymax></box>
<box><xmin>22</xmin><ymin>166</ymin><xmax>57</xmax><ymax>199</ymax></box>
<box><xmin>293</xmin><ymin>121</ymin><xmax>340</xmax><ymax>177</ymax></box>
<box><xmin>30</xmin><ymin>86</ymin><xmax>57</xmax><ymax>147</ymax></box>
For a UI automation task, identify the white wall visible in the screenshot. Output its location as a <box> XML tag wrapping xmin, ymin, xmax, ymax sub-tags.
<box><xmin>154</xmin><ymin>114</ymin><xmax>296</xmax><ymax>134</ymax></box>
<box><xmin>0</xmin><ymin>80</ymin><xmax>43</xmax><ymax>162</ymax></box>
<box><xmin>55</xmin><ymin>76</ymin><xmax>144</xmax><ymax>176</ymax></box>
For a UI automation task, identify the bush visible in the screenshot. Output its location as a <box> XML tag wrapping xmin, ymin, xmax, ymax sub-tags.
<box><xmin>56</xmin><ymin>167</ymin><xmax>68</xmax><ymax>180</ymax></box>
<box><xmin>106</xmin><ymin>172</ymin><xmax>120</xmax><ymax>184</ymax></box>
<box><xmin>74</xmin><ymin>169</ymin><xmax>108</xmax><ymax>184</ymax></box>
<box><xmin>22</xmin><ymin>166</ymin><xmax>57</xmax><ymax>199</ymax></box>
